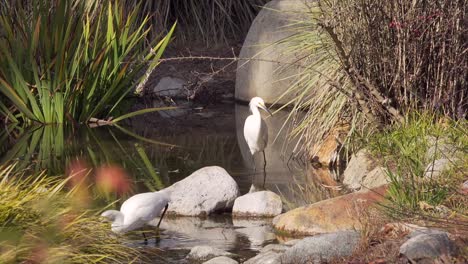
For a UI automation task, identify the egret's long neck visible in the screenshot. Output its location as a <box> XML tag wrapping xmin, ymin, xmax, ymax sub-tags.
<box><xmin>250</xmin><ymin>104</ymin><xmax>261</xmax><ymax>117</ymax></box>
<box><xmin>112</xmin><ymin>212</ymin><xmax>124</xmax><ymax>227</ymax></box>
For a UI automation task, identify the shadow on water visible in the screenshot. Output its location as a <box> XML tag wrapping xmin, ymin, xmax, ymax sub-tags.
<box><xmin>0</xmin><ymin>102</ymin><xmax>343</xmax><ymax>262</ymax></box>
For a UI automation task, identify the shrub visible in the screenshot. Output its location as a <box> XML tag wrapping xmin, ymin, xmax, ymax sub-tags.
<box><xmin>278</xmin><ymin>0</ymin><xmax>467</xmax><ymax>153</ymax></box>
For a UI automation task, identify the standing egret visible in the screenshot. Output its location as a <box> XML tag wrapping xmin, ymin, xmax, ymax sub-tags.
<box><xmin>101</xmin><ymin>189</ymin><xmax>171</xmax><ymax>243</ymax></box>
<box><xmin>243</xmin><ymin>97</ymin><xmax>272</xmax><ymax>187</ymax></box>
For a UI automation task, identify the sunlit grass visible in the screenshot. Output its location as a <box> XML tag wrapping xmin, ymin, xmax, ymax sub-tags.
<box><xmin>362</xmin><ymin>113</ymin><xmax>467</xmax><ymax>220</ymax></box>
<box><xmin>0</xmin><ymin>163</ymin><xmax>153</xmax><ymax>263</ymax></box>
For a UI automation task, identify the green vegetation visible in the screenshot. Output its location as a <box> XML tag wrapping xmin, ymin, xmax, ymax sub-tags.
<box><xmin>0</xmin><ymin>0</ymin><xmax>174</xmax><ymax>124</ymax></box>
<box><xmin>364</xmin><ymin>114</ymin><xmax>467</xmax><ymax>217</ymax></box>
<box><xmin>0</xmin><ymin>164</ymin><xmax>152</xmax><ymax>263</ymax></box>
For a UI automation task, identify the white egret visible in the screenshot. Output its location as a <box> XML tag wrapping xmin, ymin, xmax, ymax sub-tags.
<box><xmin>243</xmin><ymin>97</ymin><xmax>272</xmax><ymax>186</ymax></box>
<box><xmin>101</xmin><ymin>189</ymin><xmax>171</xmax><ymax>243</ymax></box>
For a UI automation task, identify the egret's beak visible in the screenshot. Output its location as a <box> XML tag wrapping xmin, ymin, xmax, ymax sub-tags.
<box><xmin>259</xmin><ymin>103</ymin><xmax>273</xmax><ymax>116</ymax></box>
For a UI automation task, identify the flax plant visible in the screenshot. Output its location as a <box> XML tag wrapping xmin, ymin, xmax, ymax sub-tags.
<box><xmin>0</xmin><ymin>0</ymin><xmax>174</xmax><ymax>124</ymax></box>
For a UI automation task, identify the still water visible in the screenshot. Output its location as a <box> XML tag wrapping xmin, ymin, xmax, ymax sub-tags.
<box><xmin>0</xmin><ymin>101</ymin><xmax>336</xmax><ymax>262</ymax></box>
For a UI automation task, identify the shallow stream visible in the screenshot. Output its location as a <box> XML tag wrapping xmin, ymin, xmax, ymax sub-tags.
<box><xmin>1</xmin><ymin>101</ymin><xmax>338</xmax><ymax>262</ymax></box>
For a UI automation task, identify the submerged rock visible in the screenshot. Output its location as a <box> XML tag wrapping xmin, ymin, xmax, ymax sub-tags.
<box><xmin>400</xmin><ymin>232</ymin><xmax>457</xmax><ymax>263</ymax></box>
<box><xmin>232</xmin><ymin>191</ymin><xmax>282</xmax><ymax>217</ymax></box>
<box><xmin>152</xmin><ymin>76</ymin><xmax>186</xmax><ymax>97</ymax></box>
<box><xmin>167</xmin><ymin>166</ymin><xmax>240</xmax><ymax>216</ymax></box>
<box><xmin>203</xmin><ymin>256</ymin><xmax>238</xmax><ymax>264</ymax></box>
<box><xmin>273</xmin><ymin>186</ymin><xmax>386</xmax><ymax>235</ymax></box>
<box><xmin>280</xmin><ymin>231</ymin><xmax>361</xmax><ymax>264</ymax></box>
<box><xmin>187</xmin><ymin>245</ymin><xmax>235</xmax><ymax>262</ymax></box>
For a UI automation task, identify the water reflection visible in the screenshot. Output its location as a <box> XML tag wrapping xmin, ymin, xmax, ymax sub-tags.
<box><xmin>0</xmin><ymin>102</ymin><xmax>341</xmax><ymax>261</ymax></box>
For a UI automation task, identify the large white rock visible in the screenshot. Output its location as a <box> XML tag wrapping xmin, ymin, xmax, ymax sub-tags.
<box><xmin>232</xmin><ymin>191</ymin><xmax>282</xmax><ymax>217</ymax></box>
<box><xmin>235</xmin><ymin>0</ymin><xmax>313</xmax><ymax>104</ymax></box>
<box><xmin>167</xmin><ymin>166</ymin><xmax>240</xmax><ymax>216</ymax></box>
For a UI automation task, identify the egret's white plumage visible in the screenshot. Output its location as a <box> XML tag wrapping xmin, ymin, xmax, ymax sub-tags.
<box><xmin>243</xmin><ymin>97</ymin><xmax>272</xmax><ymax>184</ymax></box>
<box><xmin>101</xmin><ymin>189</ymin><xmax>171</xmax><ymax>234</ymax></box>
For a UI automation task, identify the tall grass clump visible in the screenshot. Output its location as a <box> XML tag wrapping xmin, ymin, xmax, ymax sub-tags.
<box><xmin>0</xmin><ymin>164</ymin><xmax>151</xmax><ymax>263</ymax></box>
<box><xmin>0</xmin><ymin>0</ymin><xmax>174</xmax><ymax>125</ymax></box>
<box><xmin>278</xmin><ymin>0</ymin><xmax>467</xmax><ymax>154</ymax></box>
<box><xmin>364</xmin><ymin>114</ymin><xmax>467</xmax><ymax>220</ymax></box>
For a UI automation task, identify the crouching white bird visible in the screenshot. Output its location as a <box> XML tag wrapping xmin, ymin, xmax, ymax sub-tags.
<box><xmin>101</xmin><ymin>189</ymin><xmax>171</xmax><ymax>242</ymax></box>
<box><xmin>243</xmin><ymin>97</ymin><xmax>272</xmax><ymax>186</ymax></box>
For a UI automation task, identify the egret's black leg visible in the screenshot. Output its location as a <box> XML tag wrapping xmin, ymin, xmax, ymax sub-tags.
<box><xmin>142</xmin><ymin>232</ymin><xmax>148</xmax><ymax>244</ymax></box>
<box><xmin>156</xmin><ymin>204</ymin><xmax>169</xmax><ymax>229</ymax></box>
<box><xmin>262</xmin><ymin>150</ymin><xmax>267</xmax><ymax>188</ymax></box>
<box><xmin>251</xmin><ymin>153</ymin><xmax>256</xmax><ymax>183</ymax></box>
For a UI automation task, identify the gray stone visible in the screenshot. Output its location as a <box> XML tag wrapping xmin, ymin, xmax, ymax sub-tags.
<box><xmin>152</xmin><ymin>76</ymin><xmax>186</xmax><ymax>97</ymax></box>
<box><xmin>342</xmin><ymin>150</ymin><xmax>375</xmax><ymax>190</ymax></box>
<box><xmin>203</xmin><ymin>256</ymin><xmax>238</xmax><ymax>264</ymax></box>
<box><xmin>400</xmin><ymin>233</ymin><xmax>457</xmax><ymax>263</ymax></box>
<box><xmin>167</xmin><ymin>166</ymin><xmax>240</xmax><ymax>216</ymax></box>
<box><xmin>187</xmin><ymin>245</ymin><xmax>234</xmax><ymax>262</ymax></box>
<box><xmin>361</xmin><ymin>166</ymin><xmax>389</xmax><ymax>189</ymax></box>
<box><xmin>423</xmin><ymin>158</ymin><xmax>451</xmax><ymax>179</ymax></box>
<box><xmin>280</xmin><ymin>231</ymin><xmax>361</xmax><ymax>264</ymax></box>
<box><xmin>232</xmin><ymin>191</ymin><xmax>282</xmax><ymax>217</ymax></box>
<box><xmin>235</xmin><ymin>0</ymin><xmax>313</xmax><ymax>105</ymax></box>
<box><xmin>244</xmin><ymin>251</ymin><xmax>282</xmax><ymax>264</ymax></box>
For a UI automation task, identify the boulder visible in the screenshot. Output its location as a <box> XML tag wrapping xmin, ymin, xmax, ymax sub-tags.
<box><xmin>152</xmin><ymin>76</ymin><xmax>186</xmax><ymax>97</ymax></box>
<box><xmin>235</xmin><ymin>0</ymin><xmax>313</xmax><ymax>104</ymax></box>
<box><xmin>361</xmin><ymin>167</ymin><xmax>389</xmax><ymax>189</ymax></box>
<box><xmin>273</xmin><ymin>186</ymin><xmax>386</xmax><ymax>235</ymax></box>
<box><xmin>187</xmin><ymin>245</ymin><xmax>235</xmax><ymax>262</ymax></box>
<box><xmin>232</xmin><ymin>191</ymin><xmax>282</xmax><ymax>217</ymax></box>
<box><xmin>280</xmin><ymin>231</ymin><xmax>360</xmax><ymax>264</ymax></box>
<box><xmin>342</xmin><ymin>149</ymin><xmax>376</xmax><ymax>190</ymax></box>
<box><xmin>203</xmin><ymin>256</ymin><xmax>238</xmax><ymax>264</ymax></box>
<box><xmin>167</xmin><ymin>166</ymin><xmax>240</xmax><ymax>216</ymax></box>
<box><xmin>400</xmin><ymin>233</ymin><xmax>457</xmax><ymax>263</ymax></box>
